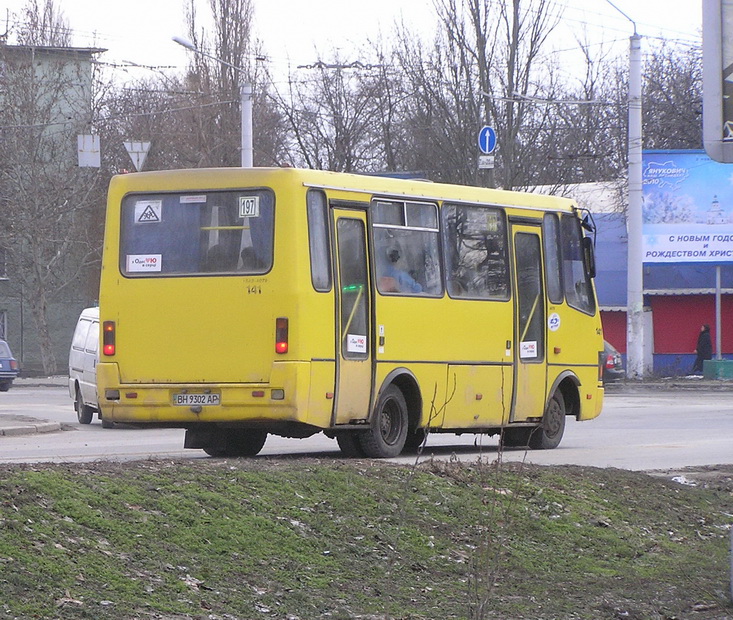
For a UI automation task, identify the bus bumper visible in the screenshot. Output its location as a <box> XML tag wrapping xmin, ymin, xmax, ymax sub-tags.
<box><xmin>578</xmin><ymin>384</ymin><xmax>604</xmax><ymax>420</ymax></box>
<box><xmin>96</xmin><ymin>361</ymin><xmax>329</xmax><ymax>429</ymax></box>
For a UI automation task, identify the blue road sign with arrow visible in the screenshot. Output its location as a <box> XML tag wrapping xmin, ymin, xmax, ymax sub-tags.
<box><xmin>478</xmin><ymin>126</ymin><xmax>497</xmax><ymax>154</ymax></box>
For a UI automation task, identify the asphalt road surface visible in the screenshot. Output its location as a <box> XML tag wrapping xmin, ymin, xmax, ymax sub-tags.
<box><xmin>0</xmin><ymin>386</ymin><xmax>731</xmax><ymax>470</ymax></box>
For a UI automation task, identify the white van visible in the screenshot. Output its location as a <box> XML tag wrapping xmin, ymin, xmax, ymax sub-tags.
<box><xmin>68</xmin><ymin>307</ymin><xmax>101</xmax><ymax>424</ymax></box>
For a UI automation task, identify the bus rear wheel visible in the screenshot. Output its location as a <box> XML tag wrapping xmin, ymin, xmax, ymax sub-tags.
<box><xmin>529</xmin><ymin>390</ymin><xmax>566</xmax><ymax>450</ymax></box>
<box><xmin>359</xmin><ymin>385</ymin><xmax>408</xmax><ymax>458</ymax></box>
<box><xmin>203</xmin><ymin>429</ymin><xmax>267</xmax><ymax>457</ymax></box>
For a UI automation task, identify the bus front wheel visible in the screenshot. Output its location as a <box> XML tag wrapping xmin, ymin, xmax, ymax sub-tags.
<box><xmin>359</xmin><ymin>385</ymin><xmax>408</xmax><ymax>458</ymax></box>
<box><xmin>529</xmin><ymin>390</ymin><xmax>566</xmax><ymax>450</ymax></box>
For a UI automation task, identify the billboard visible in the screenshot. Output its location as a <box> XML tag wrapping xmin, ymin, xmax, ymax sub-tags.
<box><xmin>643</xmin><ymin>150</ymin><xmax>733</xmax><ymax>263</ymax></box>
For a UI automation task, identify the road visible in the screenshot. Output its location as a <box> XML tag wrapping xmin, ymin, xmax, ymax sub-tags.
<box><xmin>0</xmin><ymin>386</ymin><xmax>731</xmax><ymax>470</ymax></box>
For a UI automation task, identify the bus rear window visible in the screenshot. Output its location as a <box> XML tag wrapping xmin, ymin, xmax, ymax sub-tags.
<box><xmin>119</xmin><ymin>189</ymin><xmax>274</xmax><ymax>276</ymax></box>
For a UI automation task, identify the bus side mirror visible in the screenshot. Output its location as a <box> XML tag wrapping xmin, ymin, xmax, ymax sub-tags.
<box><xmin>581</xmin><ymin>212</ymin><xmax>595</xmax><ymax>233</ymax></box>
<box><xmin>582</xmin><ymin>236</ymin><xmax>596</xmax><ymax>279</ymax></box>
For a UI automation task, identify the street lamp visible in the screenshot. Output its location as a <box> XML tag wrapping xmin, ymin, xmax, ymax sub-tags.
<box><xmin>604</xmin><ymin>2</ymin><xmax>644</xmax><ymax>379</ymax></box>
<box><xmin>173</xmin><ymin>36</ymin><xmax>253</xmax><ymax>168</ymax></box>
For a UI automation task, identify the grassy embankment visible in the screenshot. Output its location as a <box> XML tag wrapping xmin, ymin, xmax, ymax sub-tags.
<box><xmin>0</xmin><ymin>458</ymin><xmax>731</xmax><ymax>619</ymax></box>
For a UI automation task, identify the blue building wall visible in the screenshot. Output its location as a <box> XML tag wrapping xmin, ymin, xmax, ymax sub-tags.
<box><xmin>593</xmin><ymin>212</ymin><xmax>733</xmax><ymax>376</ymax></box>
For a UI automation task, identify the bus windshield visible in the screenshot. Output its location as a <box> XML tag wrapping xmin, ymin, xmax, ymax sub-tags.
<box><xmin>119</xmin><ymin>189</ymin><xmax>274</xmax><ymax>276</ymax></box>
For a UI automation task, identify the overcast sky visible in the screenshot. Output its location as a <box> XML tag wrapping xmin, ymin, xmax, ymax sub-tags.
<box><xmin>0</xmin><ymin>0</ymin><xmax>703</xmax><ymax>82</ymax></box>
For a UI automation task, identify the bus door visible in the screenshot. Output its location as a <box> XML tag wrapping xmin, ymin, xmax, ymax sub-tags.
<box><xmin>510</xmin><ymin>224</ymin><xmax>547</xmax><ymax>422</ymax></box>
<box><xmin>331</xmin><ymin>210</ymin><xmax>373</xmax><ymax>425</ymax></box>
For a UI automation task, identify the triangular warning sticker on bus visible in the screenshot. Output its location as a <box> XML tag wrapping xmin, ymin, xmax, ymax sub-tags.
<box><xmin>134</xmin><ymin>200</ymin><xmax>162</xmax><ymax>223</ymax></box>
<box><xmin>138</xmin><ymin>205</ymin><xmax>160</xmax><ymax>222</ymax></box>
<box><xmin>124</xmin><ymin>140</ymin><xmax>151</xmax><ymax>172</ymax></box>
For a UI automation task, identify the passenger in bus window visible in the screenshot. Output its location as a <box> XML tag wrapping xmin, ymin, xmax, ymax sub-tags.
<box><xmin>204</xmin><ymin>244</ymin><xmax>236</xmax><ymax>272</ymax></box>
<box><xmin>383</xmin><ymin>249</ymin><xmax>422</xmax><ymax>293</ymax></box>
<box><xmin>240</xmin><ymin>247</ymin><xmax>264</xmax><ymax>271</ymax></box>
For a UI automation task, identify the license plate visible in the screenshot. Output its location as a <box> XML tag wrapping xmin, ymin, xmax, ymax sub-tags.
<box><xmin>172</xmin><ymin>393</ymin><xmax>221</xmax><ymax>406</ymax></box>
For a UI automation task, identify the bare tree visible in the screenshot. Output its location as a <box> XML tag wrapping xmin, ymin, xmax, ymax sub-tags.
<box><xmin>0</xmin><ymin>40</ymin><xmax>106</xmax><ymax>373</ymax></box>
<box><xmin>273</xmin><ymin>56</ymin><xmax>387</xmax><ymax>172</ymax></box>
<box><xmin>390</xmin><ymin>23</ymin><xmax>483</xmax><ymax>183</ymax></box>
<box><xmin>469</xmin><ymin>0</ymin><xmax>563</xmax><ymax>188</ymax></box>
<box><xmin>96</xmin><ymin>0</ymin><xmax>287</xmax><ymax>172</ymax></box>
<box><xmin>378</xmin><ymin>0</ymin><xmax>565</xmax><ymax>187</ymax></box>
<box><xmin>642</xmin><ymin>40</ymin><xmax>702</xmax><ymax>150</ymax></box>
<box><xmin>368</xmin><ymin>46</ymin><xmax>410</xmax><ymax>174</ymax></box>
<box><xmin>99</xmin><ymin>75</ymin><xmax>191</xmax><ymax>170</ymax></box>
<box><xmin>521</xmin><ymin>35</ymin><xmax>628</xmax><ymax>192</ymax></box>
<box><xmin>15</xmin><ymin>0</ymin><xmax>70</xmax><ymax>46</ymax></box>
<box><xmin>178</xmin><ymin>0</ymin><xmax>285</xmax><ymax>167</ymax></box>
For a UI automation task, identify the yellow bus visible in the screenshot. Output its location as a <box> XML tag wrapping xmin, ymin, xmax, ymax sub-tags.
<box><xmin>97</xmin><ymin>167</ymin><xmax>604</xmax><ymax>458</ymax></box>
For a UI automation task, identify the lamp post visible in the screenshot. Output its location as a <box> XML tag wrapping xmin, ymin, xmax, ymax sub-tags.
<box><xmin>173</xmin><ymin>36</ymin><xmax>253</xmax><ymax>168</ymax></box>
<box><xmin>605</xmin><ymin>2</ymin><xmax>644</xmax><ymax>379</ymax></box>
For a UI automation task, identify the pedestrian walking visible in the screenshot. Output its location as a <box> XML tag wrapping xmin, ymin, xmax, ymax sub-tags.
<box><xmin>691</xmin><ymin>324</ymin><xmax>713</xmax><ymax>374</ymax></box>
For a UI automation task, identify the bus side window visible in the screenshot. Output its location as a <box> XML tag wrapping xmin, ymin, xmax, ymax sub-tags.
<box><xmin>442</xmin><ymin>203</ymin><xmax>509</xmax><ymax>300</ymax></box>
<box><xmin>560</xmin><ymin>214</ymin><xmax>596</xmax><ymax>314</ymax></box>
<box><xmin>542</xmin><ymin>213</ymin><xmax>564</xmax><ymax>304</ymax></box>
<box><xmin>337</xmin><ymin>219</ymin><xmax>368</xmax><ymax>359</ymax></box>
<box><xmin>307</xmin><ymin>190</ymin><xmax>332</xmax><ymax>291</ymax></box>
<box><xmin>373</xmin><ymin>200</ymin><xmax>442</xmax><ymax>297</ymax></box>
<box><xmin>515</xmin><ymin>232</ymin><xmax>545</xmax><ymax>360</ymax></box>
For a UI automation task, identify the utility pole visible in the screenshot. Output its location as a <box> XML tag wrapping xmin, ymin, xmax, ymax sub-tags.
<box><xmin>241</xmin><ymin>83</ymin><xmax>253</xmax><ymax>167</ymax></box>
<box><xmin>605</xmin><ymin>1</ymin><xmax>645</xmax><ymax>379</ymax></box>
<box><xmin>627</xmin><ymin>32</ymin><xmax>644</xmax><ymax>379</ymax></box>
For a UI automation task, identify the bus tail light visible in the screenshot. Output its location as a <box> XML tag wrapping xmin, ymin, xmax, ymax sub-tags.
<box><xmin>275</xmin><ymin>317</ymin><xmax>288</xmax><ymax>354</ymax></box>
<box><xmin>103</xmin><ymin>321</ymin><xmax>116</xmax><ymax>356</ymax></box>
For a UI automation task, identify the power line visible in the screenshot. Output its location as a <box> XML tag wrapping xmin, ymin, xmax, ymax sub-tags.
<box><xmin>0</xmin><ymin>98</ymin><xmax>238</xmax><ymax>133</ymax></box>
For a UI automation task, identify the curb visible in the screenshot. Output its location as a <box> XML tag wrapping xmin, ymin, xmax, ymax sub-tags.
<box><xmin>605</xmin><ymin>380</ymin><xmax>733</xmax><ymax>392</ymax></box>
<box><xmin>0</xmin><ymin>421</ymin><xmax>62</xmax><ymax>436</ymax></box>
<box><xmin>12</xmin><ymin>377</ymin><xmax>68</xmax><ymax>389</ymax></box>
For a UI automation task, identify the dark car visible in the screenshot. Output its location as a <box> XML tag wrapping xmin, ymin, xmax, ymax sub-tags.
<box><xmin>603</xmin><ymin>340</ymin><xmax>625</xmax><ymax>383</ymax></box>
<box><xmin>0</xmin><ymin>339</ymin><xmax>19</xmax><ymax>391</ymax></box>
